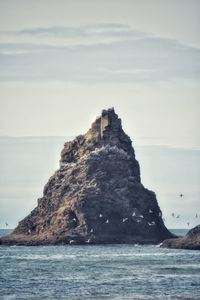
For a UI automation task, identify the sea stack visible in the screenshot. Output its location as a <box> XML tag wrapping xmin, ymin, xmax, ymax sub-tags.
<box><xmin>161</xmin><ymin>225</ymin><xmax>200</xmax><ymax>250</ymax></box>
<box><xmin>1</xmin><ymin>108</ymin><xmax>174</xmax><ymax>245</ymax></box>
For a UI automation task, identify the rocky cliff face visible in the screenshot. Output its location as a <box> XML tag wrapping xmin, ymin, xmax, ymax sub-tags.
<box><xmin>1</xmin><ymin>108</ymin><xmax>174</xmax><ymax>245</ymax></box>
<box><xmin>161</xmin><ymin>225</ymin><xmax>200</xmax><ymax>250</ymax></box>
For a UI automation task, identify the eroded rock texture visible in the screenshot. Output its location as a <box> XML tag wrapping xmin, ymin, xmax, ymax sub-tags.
<box><xmin>1</xmin><ymin>108</ymin><xmax>173</xmax><ymax>245</ymax></box>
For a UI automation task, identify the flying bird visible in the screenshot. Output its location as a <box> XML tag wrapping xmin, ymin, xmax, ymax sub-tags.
<box><xmin>122</xmin><ymin>218</ymin><xmax>128</xmax><ymax>223</ymax></box>
<box><xmin>172</xmin><ymin>213</ymin><xmax>175</xmax><ymax>217</ymax></box>
<box><xmin>187</xmin><ymin>222</ymin><xmax>190</xmax><ymax>226</ymax></box>
<box><xmin>179</xmin><ymin>194</ymin><xmax>183</xmax><ymax>198</ymax></box>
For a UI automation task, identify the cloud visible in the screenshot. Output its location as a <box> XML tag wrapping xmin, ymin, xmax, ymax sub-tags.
<box><xmin>4</xmin><ymin>23</ymin><xmax>147</xmax><ymax>39</ymax></box>
<box><xmin>0</xmin><ymin>24</ymin><xmax>200</xmax><ymax>82</ymax></box>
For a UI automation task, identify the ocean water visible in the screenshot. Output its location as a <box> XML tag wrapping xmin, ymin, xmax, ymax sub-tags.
<box><xmin>0</xmin><ymin>229</ymin><xmax>199</xmax><ymax>300</ymax></box>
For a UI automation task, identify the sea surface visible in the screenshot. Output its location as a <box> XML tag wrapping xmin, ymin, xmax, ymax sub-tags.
<box><xmin>0</xmin><ymin>229</ymin><xmax>200</xmax><ymax>300</ymax></box>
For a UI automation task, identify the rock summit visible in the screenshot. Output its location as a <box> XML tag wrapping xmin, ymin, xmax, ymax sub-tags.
<box><xmin>1</xmin><ymin>108</ymin><xmax>174</xmax><ymax>245</ymax></box>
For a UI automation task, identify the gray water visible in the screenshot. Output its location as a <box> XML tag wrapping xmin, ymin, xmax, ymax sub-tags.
<box><xmin>0</xmin><ymin>229</ymin><xmax>199</xmax><ymax>300</ymax></box>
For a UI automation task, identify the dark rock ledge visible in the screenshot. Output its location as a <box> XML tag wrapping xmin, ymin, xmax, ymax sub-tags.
<box><xmin>161</xmin><ymin>225</ymin><xmax>200</xmax><ymax>250</ymax></box>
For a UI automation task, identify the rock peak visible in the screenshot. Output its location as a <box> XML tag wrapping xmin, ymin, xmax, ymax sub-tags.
<box><xmin>90</xmin><ymin>107</ymin><xmax>122</xmax><ymax>139</ymax></box>
<box><xmin>60</xmin><ymin>108</ymin><xmax>135</xmax><ymax>172</ymax></box>
<box><xmin>100</xmin><ymin>107</ymin><xmax>122</xmax><ymax>138</ymax></box>
<box><xmin>0</xmin><ymin>108</ymin><xmax>174</xmax><ymax>246</ymax></box>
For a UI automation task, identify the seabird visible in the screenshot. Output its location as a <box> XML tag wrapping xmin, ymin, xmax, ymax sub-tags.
<box><xmin>69</xmin><ymin>240</ymin><xmax>75</xmax><ymax>245</ymax></box>
<box><xmin>86</xmin><ymin>239</ymin><xmax>91</xmax><ymax>244</ymax></box>
<box><xmin>132</xmin><ymin>212</ymin><xmax>136</xmax><ymax>217</ymax></box>
<box><xmin>179</xmin><ymin>194</ymin><xmax>183</xmax><ymax>198</ymax></box>
<box><xmin>106</xmin><ymin>219</ymin><xmax>109</xmax><ymax>224</ymax></box>
<box><xmin>5</xmin><ymin>222</ymin><xmax>8</xmax><ymax>227</ymax></box>
<box><xmin>90</xmin><ymin>228</ymin><xmax>94</xmax><ymax>233</ymax></box>
<box><xmin>176</xmin><ymin>215</ymin><xmax>180</xmax><ymax>218</ymax></box>
<box><xmin>148</xmin><ymin>221</ymin><xmax>156</xmax><ymax>226</ymax></box>
<box><xmin>149</xmin><ymin>209</ymin><xmax>153</xmax><ymax>214</ymax></box>
<box><xmin>99</xmin><ymin>213</ymin><xmax>103</xmax><ymax>218</ymax></box>
<box><xmin>172</xmin><ymin>213</ymin><xmax>175</xmax><ymax>217</ymax></box>
<box><xmin>158</xmin><ymin>212</ymin><xmax>162</xmax><ymax>217</ymax></box>
<box><xmin>187</xmin><ymin>222</ymin><xmax>190</xmax><ymax>226</ymax></box>
<box><xmin>28</xmin><ymin>229</ymin><xmax>31</xmax><ymax>234</ymax></box>
<box><xmin>195</xmin><ymin>214</ymin><xmax>198</xmax><ymax>218</ymax></box>
<box><xmin>122</xmin><ymin>218</ymin><xmax>128</xmax><ymax>223</ymax></box>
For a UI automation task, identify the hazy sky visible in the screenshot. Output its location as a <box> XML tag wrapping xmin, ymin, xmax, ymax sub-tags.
<box><xmin>0</xmin><ymin>0</ymin><xmax>199</xmax><ymax>147</ymax></box>
<box><xmin>0</xmin><ymin>0</ymin><xmax>199</xmax><ymax>229</ymax></box>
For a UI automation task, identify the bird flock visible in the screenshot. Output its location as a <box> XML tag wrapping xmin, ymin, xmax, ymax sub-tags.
<box><xmin>164</xmin><ymin>194</ymin><xmax>199</xmax><ymax>226</ymax></box>
<box><xmin>4</xmin><ymin>193</ymin><xmax>199</xmax><ymax>240</ymax></box>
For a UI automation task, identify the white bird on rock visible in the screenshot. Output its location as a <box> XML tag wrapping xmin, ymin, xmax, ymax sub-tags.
<box><xmin>90</xmin><ymin>228</ymin><xmax>94</xmax><ymax>233</ymax></box>
<box><xmin>69</xmin><ymin>240</ymin><xmax>75</xmax><ymax>245</ymax></box>
<box><xmin>149</xmin><ymin>209</ymin><xmax>153</xmax><ymax>214</ymax></box>
<box><xmin>148</xmin><ymin>221</ymin><xmax>156</xmax><ymax>226</ymax></box>
<box><xmin>106</xmin><ymin>219</ymin><xmax>109</xmax><ymax>224</ymax></box>
<box><xmin>99</xmin><ymin>214</ymin><xmax>103</xmax><ymax>218</ymax></box>
<box><xmin>122</xmin><ymin>218</ymin><xmax>128</xmax><ymax>223</ymax></box>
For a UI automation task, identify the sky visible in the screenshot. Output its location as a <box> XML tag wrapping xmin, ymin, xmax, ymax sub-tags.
<box><xmin>0</xmin><ymin>0</ymin><xmax>199</xmax><ymax>229</ymax></box>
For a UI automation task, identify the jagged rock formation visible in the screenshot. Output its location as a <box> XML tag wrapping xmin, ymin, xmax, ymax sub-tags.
<box><xmin>1</xmin><ymin>108</ymin><xmax>174</xmax><ymax>245</ymax></box>
<box><xmin>161</xmin><ymin>225</ymin><xmax>200</xmax><ymax>250</ymax></box>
